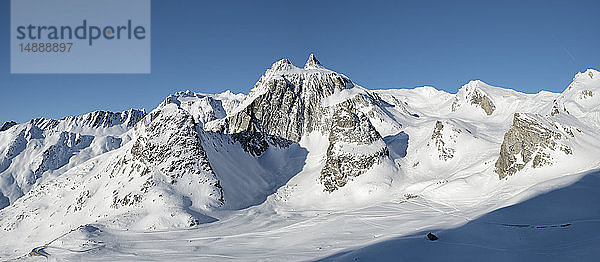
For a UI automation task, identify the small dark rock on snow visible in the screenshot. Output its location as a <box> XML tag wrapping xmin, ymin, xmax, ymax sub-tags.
<box><xmin>427</xmin><ymin>232</ymin><xmax>438</xmax><ymax>241</ymax></box>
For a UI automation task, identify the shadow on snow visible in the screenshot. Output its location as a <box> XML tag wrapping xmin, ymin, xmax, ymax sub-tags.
<box><xmin>319</xmin><ymin>170</ymin><xmax>600</xmax><ymax>262</ymax></box>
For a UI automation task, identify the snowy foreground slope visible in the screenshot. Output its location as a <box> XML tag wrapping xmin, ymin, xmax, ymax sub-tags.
<box><xmin>1</xmin><ymin>55</ymin><xmax>600</xmax><ymax>261</ymax></box>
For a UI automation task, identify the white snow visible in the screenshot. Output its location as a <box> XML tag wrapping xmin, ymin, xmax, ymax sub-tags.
<box><xmin>1</xmin><ymin>58</ymin><xmax>599</xmax><ymax>261</ymax></box>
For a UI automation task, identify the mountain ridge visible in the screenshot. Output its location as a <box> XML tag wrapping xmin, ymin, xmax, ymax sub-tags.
<box><xmin>0</xmin><ymin>55</ymin><xmax>599</xmax><ymax>260</ymax></box>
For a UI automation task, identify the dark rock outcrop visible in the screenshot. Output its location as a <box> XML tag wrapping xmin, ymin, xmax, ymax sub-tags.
<box><xmin>0</xmin><ymin>121</ymin><xmax>17</xmax><ymax>131</ymax></box>
<box><xmin>62</xmin><ymin>109</ymin><xmax>146</xmax><ymax>128</ymax></box>
<box><xmin>427</xmin><ymin>232</ymin><xmax>438</xmax><ymax>241</ymax></box>
<box><xmin>33</xmin><ymin>132</ymin><xmax>94</xmax><ymax>180</ymax></box>
<box><xmin>129</xmin><ymin>105</ymin><xmax>224</xmax><ymax>205</ymax></box>
<box><xmin>427</xmin><ymin>121</ymin><xmax>456</xmax><ymax>161</ymax></box>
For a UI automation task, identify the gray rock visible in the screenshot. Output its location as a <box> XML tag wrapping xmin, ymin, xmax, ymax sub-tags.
<box><xmin>470</xmin><ymin>90</ymin><xmax>495</xmax><ymax>115</ymax></box>
<box><xmin>0</xmin><ymin>121</ymin><xmax>16</xmax><ymax>131</ymax></box>
<box><xmin>27</xmin><ymin>109</ymin><xmax>146</xmax><ymax>131</ymax></box>
<box><xmin>319</xmin><ymin>103</ymin><xmax>389</xmax><ymax>192</ymax></box>
<box><xmin>231</xmin><ymin>131</ymin><xmax>293</xmax><ymax>157</ymax></box>
<box><xmin>129</xmin><ymin>106</ymin><xmax>224</xmax><ymax>205</ymax></box>
<box><xmin>581</xmin><ymin>90</ymin><xmax>593</xmax><ymax>98</ymax></box>
<box><xmin>304</xmin><ymin>53</ymin><xmax>324</xmax><ymax>69</ymax></box>
<box><xmin>451</xmin><ymin>84</ymin><xmax>496</xmax><ymax>116</ymax></box>
<box><xmin>220</xmin><ymin>54</ymin><xmax>355</xmax><ymax>157</ymax></box>
<box><xmin>427</xmin><ymin>121</ymin><xmax>455</xmax><ymax>161</ymax></box>
<box><xmin>61</xmin><ymin>109</ymin><xmax>146</xmax><ymax>128</ymax></box>
<box><xmin>214</xmin><ymin>55</ymin><xmax>394</xmax><ymax>191</ymax></box>
<box><xmin>226</xmin><ymin>61</ymin><xmax>352</xmax><ymax>143</ymax></box>
<box><xmin>495</xmin><ymin>113</ymin><xmax>573</xmax><ymax>179</ymax></box>
<box><xmin>33</xmin><ymin>132</ymin><xmax>94</xmax><ymax>181</ymax></box>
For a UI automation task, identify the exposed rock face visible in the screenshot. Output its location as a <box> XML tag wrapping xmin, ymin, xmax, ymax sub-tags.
<box><xmin>33</xmin><ymin>132</ymin><xmax>94</xmax><ymax>180</ymax></box>
<box><xmin>319</xmin><ymin>103</ymin><xmax>389</xmax><ymax>192</ymax></box>
<box><xmin>216</xmin><ymin>55</ymin><xmax>395</xmax><ymax>192</ymax></box>
<box><xmin>27</xmin><ymin>109</ymin><xmax>146</xmax><ymax>132</ymax></box>
<box><xmin>0</xmin><ymin>104</ymin><xmax>225</xmax><ymax>241</ymax></box>
<box><xmin>205</xmin><ymin>54</ymin><xmax>365</xmax><ymax>161</ymax></box>
<box><xmin>0</xmin><ymin>121</ymin><xmax>16</xmax><ymax>132</ymax></box>
<box><xmin>61</xmin><ymin>109</ymin><xmax>146</xmax><ymax>128</ymax></box>
<box><xmin>130</xmin><ymin>105</ymin><xmax>224</xmax><ymax>205</ymax></box>
<box><xmin>427</xmin><ymin>121</ymin><xmax>456</xmax><ymax>161</ymax></box>
<box><xmin>304</xmin><ymin>53</ymin><xmax>324</xmax><ymax>69</ymax></box>
<box><xmin>495</xmin><ymin>113</ymin><xmax>573</xmax><ymax>179</ymax></box>
<box><xmin>219</xmin><ymin>54</ymin><xmax>399</xmax><ymax>161</ymax></box>
<box><xmin>581</xmin><ymin>90</ymin><xmax>593</xmax><ymax>98</ymax></box>
<box><xmin>211</xmin><ymin>55</ymin><xmax>396</xmax><ymax>192</ymax></box>
<box><xmin>230</xmin><ymin>131</ymin><xmax>293</xmax><ymax>157</ymax></box>
<box><xmin>470</xmin><ymin>90</ymin><xmax>496</xmax><ymax>115</ymax></box>
<box><xmin>549</xmin><ymin>99</ymin><xmax>568</xmax><ymax>116</ymax></box>
<box><xmin>427</xmin><ymin>232</ymin><xmax>439</xmax><ymax>241</ymax></box>
<box><xmin>0</xmin><ymin>125</ymin><xmax>44</xmax><ymax>190</ymax></box>
<box><xmin>452</xmin><ymin>80</ymin><xmax>496</xmax><ymax>116</ymax></box>
<box><xmin>162</xmin><ymin>91</ymin><xmax>244</xmax><ymax>127</ymax></box>
<box><xmin>549</xmin><ymin>69</ymin><xmax>600</xmax><ymax>127</ymax></box>
<box><xmin>343</xmin><ymin>90</ymin><xmax>402</xmax><ymax>132</ymax></box>
<box><xmin>224</xmin><ymin>55</ymin><xmax>354</xmax><ymax>143</ymax></box>
<box><xmin>29</xmin><ymin>118</ymin><xmax>60</xmax><ymax>130</ymax></box>
<box><xmin>0</xmin><ymin>109</ymin><xmax>145</xmax><ymax>209</ymax></box>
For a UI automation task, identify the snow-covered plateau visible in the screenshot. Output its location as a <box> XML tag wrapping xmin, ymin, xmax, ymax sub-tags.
<box><xmin>1</xmin><ymin>55</ymin><xmax>600</xmax><ymax>261</ymax></box>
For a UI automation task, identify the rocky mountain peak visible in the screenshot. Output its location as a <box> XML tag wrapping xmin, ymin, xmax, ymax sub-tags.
<box><xmin>550</xmin><ymin>69</ymin><xmax>600</xmax><ymax>122</ymax></box>
<box><xmin>320</xmin><ymin>104</ymin><xmax>390</xmax><ymax>192</ymax></box>
<box><xmin>222</xmin><ymin>56</ymin><xmax>356</xmax><ymax>144</ymax></box>
<box><xmin>573</xmin><ymin>69</ymin><xmax>598</xmax><ymax>82</ymax></box>
<box><xmin>567</xmin><ymin>69</ymin><xmax>599</xmax><ymax>91</ymax></box>
<box><xmin>452</xmin><ymin>80</ymin><xmax>496</xmax><ymax>116</ymax></box>
<box><xmin>270</xmin><ymin>58</ymin><xmax>297</xmax><ymax>72</ymax></box>
<box><xmin>495</xmin><ymin>113</ymin><xmax>573</xmax><ymax>179</ymax></box>
<box><xmin>62</xmin><ymin>109</ymin><xmax>147</xmax><ymax>129</ymax></box>
<box><xmin>304</xmin><ymin>54</ymin><xmax>324</xmax><ymax>69</ymax></box>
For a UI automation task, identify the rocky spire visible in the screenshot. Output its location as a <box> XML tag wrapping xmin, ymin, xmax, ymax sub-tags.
<box><xmin>304</xmin><ymin>54</ymin><xmax>324</xmax><ymax>69</ymax></box>
<box><xmin>270</xmin><ymin>58</ymin><xmax>296</xmax><ymax>72</ymax></box>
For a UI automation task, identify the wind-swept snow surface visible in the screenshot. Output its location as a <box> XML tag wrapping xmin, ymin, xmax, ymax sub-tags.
<box><xmin>1</xmin><ymin>56</ymin><xmax>599</xmax><ymax>261</ymax></box>
<box><xmin>321</xmin><ymin>170</ymin><xmax>600</xmax><ymax>262</ymax></box>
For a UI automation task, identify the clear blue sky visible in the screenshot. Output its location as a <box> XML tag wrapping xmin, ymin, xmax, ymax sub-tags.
<box><xmin>1</xmin><ymin>0</ymin><xmax>599</xmax><ymax>124</ymax></box>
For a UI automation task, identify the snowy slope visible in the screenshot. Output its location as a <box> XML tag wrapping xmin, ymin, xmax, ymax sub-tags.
<box><xmin>321</xmin><ymin>169</ymin><xmax>600</xmax><ymax>262</ymax></box>
<box><xmin>0</xmin><ymin>57</ymin><xmax>599</xmax><ymax>261</ymax></box>
<box><xmin>0</xmin><ymin>109</ymin><xmax>145</xmax><ymax>209</ymax></box>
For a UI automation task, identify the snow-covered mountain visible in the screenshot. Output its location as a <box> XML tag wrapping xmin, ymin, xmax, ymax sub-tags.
<box><xmin>0</xmin><ymin>109</ymin><xmax>146</xmax><ymax>209</ymax></box>
<box><xmin>1</xmin><ymin>55</ymin><xmax>599</xmax><ymax>261</ymax></box>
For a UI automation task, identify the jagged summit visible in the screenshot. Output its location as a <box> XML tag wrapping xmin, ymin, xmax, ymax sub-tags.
<box><xmin>270</xmin><ymin>58</ymin><xmax>297</xmax><ymax>72</ymax></box>
<box><xmin>573</xmin><ymin>68</ymin><xmax>598</xmax><ymax>82</ymax></box>
<box><xmin>2</xmin><ymin>54</ymin><xmax>600</xmax><ymax>261</ymax></box>
<box><xmin>0</xmin><ymin>121</ymin><xmax>17</xmax><ymax>132</ymax></box>
<box><xmin>269</xmin><ymin>54</ymin><xmax>327</xmax><ymax>73</ymax></box>
<box><xmin>452</xmin><ymin>80</ymin><xmax>497</xmax><ymax>116</ymax></box>
<box><xmin>222</xmin><ymin>54</ymin><xmax>358</xmax><ymax>142</ymax></box>
<box><xmin>304</xmin><ymin>53</ymin><xmax>324</xmax><ymax>69</ymax></box>
<box><xmin>549</xmin><ymin>69</ymin><xmax>600</xmax><ymax>124</ymax></box>
<box><xmin>566</xmin><ymin>68</ymin><xmax>599</xmax><ymax>93</ymax></box>
<box><xmin>59</xmin><ymin>108</ymin><xmax>147</xmax><ymax>129</ymax></box>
